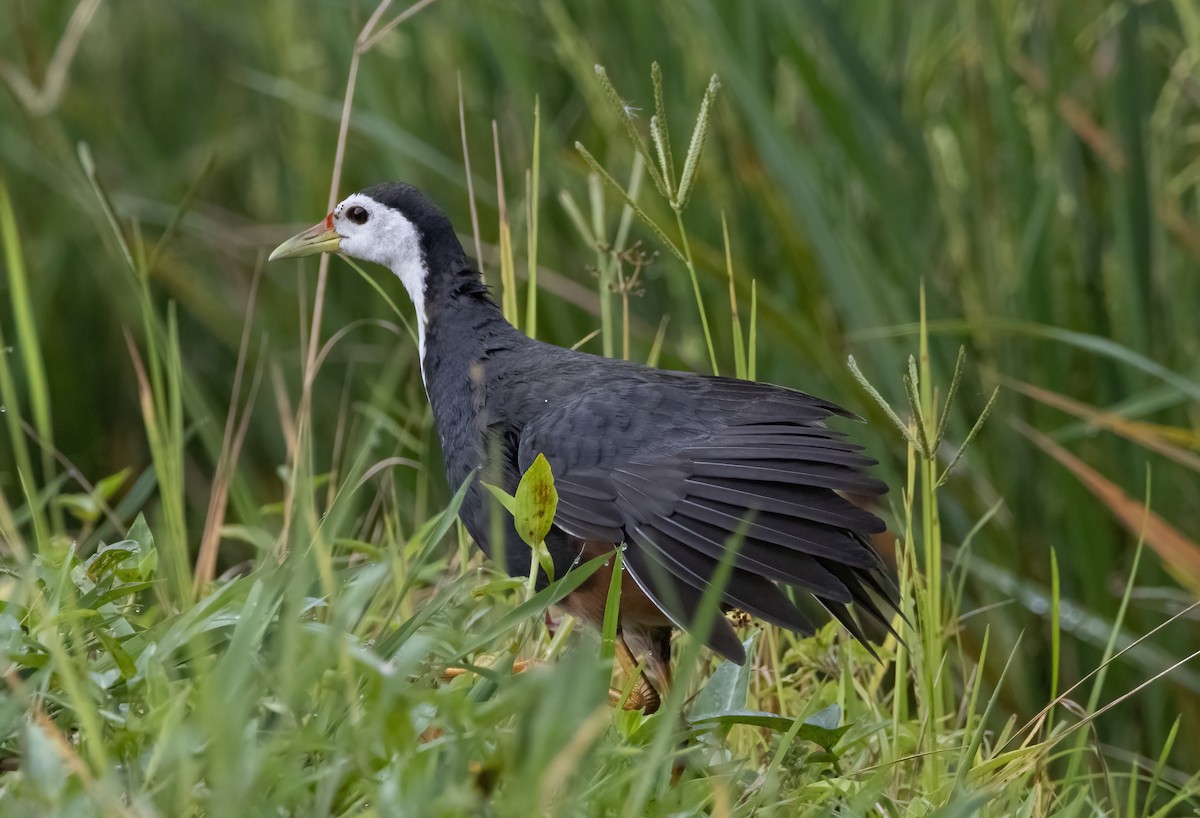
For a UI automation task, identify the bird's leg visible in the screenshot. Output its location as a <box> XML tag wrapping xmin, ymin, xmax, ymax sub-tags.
<box><xmin>609</xmin><ymin>632</ymin><xmax>662</xmax><ymax>713</ymax></box>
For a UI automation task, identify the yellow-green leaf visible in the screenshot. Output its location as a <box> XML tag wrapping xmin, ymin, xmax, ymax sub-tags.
<box><xmin>514</xmin><ymin>453</ymin><xmax>558</xmax><ymax>547</ymax></box>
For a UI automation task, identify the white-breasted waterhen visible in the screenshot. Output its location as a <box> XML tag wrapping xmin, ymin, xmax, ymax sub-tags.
<box><xmin>271</xmin><ymin>182</ymin><xmax>897</xmax><ymax>711</ymax></box>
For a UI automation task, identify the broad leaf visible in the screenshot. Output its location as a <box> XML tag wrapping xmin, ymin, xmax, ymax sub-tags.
<box><xmin>690</xmin><ymin>632</ymin><xmax>758</xmax><ymax>718</ymax></box>
<box><xmin>690</xmin><ymin>702</ymin><xmax>850</xmax><ymax>751</ymax></box>
<box><xmin>514</xmin><ymin>453</ymin><xmax>557</xmax><ymax>547</ymax></box>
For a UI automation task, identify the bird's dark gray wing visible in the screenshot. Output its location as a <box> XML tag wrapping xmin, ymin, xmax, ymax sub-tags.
<box><xmin>517</xmin><ymin>375</ymin><xmax>895</xmax><ymax>664</ymax></box>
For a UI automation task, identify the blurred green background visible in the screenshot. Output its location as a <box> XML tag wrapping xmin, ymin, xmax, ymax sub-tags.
<box><xmin>3</xmin><ymin>0</ymin><xmax>1198</xmax><ymax>768</ymax></box>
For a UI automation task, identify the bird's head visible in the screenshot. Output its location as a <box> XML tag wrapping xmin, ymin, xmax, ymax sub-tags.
<box><xmin>269</xmin><ymin>182</ymin><xmax>473</xmax><ymax>329</ymax></box>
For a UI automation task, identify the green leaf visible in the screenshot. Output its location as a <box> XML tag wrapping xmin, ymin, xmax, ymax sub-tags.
<box><xmin>0</xmin><ymin>612</ymin><xmax>23</xmax><ymax>656</ymax></box>
<box><xmin>798</xmin><ymin>704</ymin><xmax>849</xmax><ymax>750</ymax></box>
<box><xmin>805</xmin><ymin>702</ymin><xmax>841</xmax><ymax>730</ymax></box>
<box><xmin>690</xmin><ymin>710</ymin><xmax>793</xmax><ymax>732</ymax></box>
<box><xmin>128</xmin><ymin>512</ymin><xmax>154</xmax><ymax>549</ymax></box>
<box><xmin>96</xmin><ymin>629</ymin><xmax>137</xmax><ymax>680</ymax></box>
<box><xmin>471</xmin><ymin>577</ymin><xmax>527</xmax><ymax>597</ymax></box>
<box><xmin>558</xmin><ymin>189</ymin><xmax>597</xmax><ymax>247</ymax></box>
<box><xmin>689</xmin><ymin>702</ymin><xmax>850</xmax><ymax>751</ymax></box>
<box><xmin>514</xmin><ymin>453</ymin><xmax>557</xmax><ymax>548</ymax></box>
<box><xmin>220</xmin><ymin>524</ymin><xmax>275</xmax><ymax>552</ymax></box>
<box><xmin>22</xmin><ymin>720</ymin><xmax>67</xmax><ymax>800</ymax></box>
<box><xmin>127</xmin><ymin>513</ymin><xmax>157</xmax><ymax>580</ymax></box>
<box><xmin>85</xmin><ymin>542</ymin><xmax>138</xmax><ymax>583</ymax></box>
<box><xmin>57</xmin><ymin>493</ymin><xmax>103</xmax><ymax>524</ymax></box>
<box><xmin>57</xmin><ymin>464</ymin><xmax>126</xmax><ymax>524</ymax></box>
<box><xmin>482</xmin><ymin>482</ymin><xmax>517</xmax><ymax>517</ymax></box>
<box><xmin>689</xmin><ymin>632</ymin><xmax>757</xmax><ymax>719</ymax></box>
<box><xmin>87</xmin><ymin>581</ymin><xmax>155</xmax><ymax>609</ymax></box>
<box><xmin>94</xmin><ymin>467</ymin><xmax>131</xmax><ymax>501</ymax></box>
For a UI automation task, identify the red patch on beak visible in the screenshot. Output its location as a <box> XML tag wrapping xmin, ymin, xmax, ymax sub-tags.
<box><xmin>325</xmin><ymin>212</ymin><xmax>334</xmax><ymax>229</ymax></box>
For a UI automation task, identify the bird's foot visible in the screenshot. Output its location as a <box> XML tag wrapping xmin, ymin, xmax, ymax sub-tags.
<box><xmin>612</xmin><ymin>634</ymin><xmax>664</xmax><ymax>713</ymax></box>
<box><xmin>608</xmin><ymin>676</ymin><xmax>661</xmax><ymax>712</ymax></box>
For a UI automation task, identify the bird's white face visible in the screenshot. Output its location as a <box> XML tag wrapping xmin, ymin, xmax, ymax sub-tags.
<box><xmin>270</xmin><ymin>192</ymin><xmax>431</xmax><ymax>365</ymax></box>
<box><xmin>332</xmin><ymin>193</ymin><xmax>424</xmax><ymax>286</ymax></box>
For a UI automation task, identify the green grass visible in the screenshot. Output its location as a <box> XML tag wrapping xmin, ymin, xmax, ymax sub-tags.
<box><xmin>2</xmin><ymin>0</ymin><xmax>1200</xmax><ymax>814</ymax></box>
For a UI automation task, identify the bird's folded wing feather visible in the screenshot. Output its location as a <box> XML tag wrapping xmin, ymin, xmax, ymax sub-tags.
<box><xmin>517</xmin><ymin>375</ymin><xmax>896</xmax><ymax>662</ymax></box>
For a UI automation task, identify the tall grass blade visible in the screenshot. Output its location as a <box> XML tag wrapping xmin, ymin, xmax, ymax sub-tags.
<box><xmin>525</xmin><ymin>97</ymin><xmax>541</xmax><ymax>338</ymax></box>
<box><xmin>493</xmin><ymin>121</ymin><xmax>519</xmax><ymax>327</ymax></box>
<box><xmin>1016</xmin><ymin>421</ymin><xmax>1200</xmax><ymax>591</ymax></box>
<box><xmin>722</xmin><ymin>212</ymin><xmax>746</xmax><ymax>379</ymax></box>
<box><xmin>0</xmin><ymin>323</ymin><xmax>39</xmax><ymax>557</ymax></box>
<box><xmin>0</xmin><ymin>180</ymin><xmax>56</xmax><ymax>532</ymax></box>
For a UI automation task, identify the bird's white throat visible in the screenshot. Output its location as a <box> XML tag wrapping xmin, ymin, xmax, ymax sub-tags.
<box><xmin>334</xmin><ymin>193</ymin><xmax>430</xmax><ymax>372</ymax></box>
<box><xmin>389</xmin><ymin>251</ymin><xmax>430</xmax><ymax>372</ymax></box>
<box><xmin>395</xmin><ymin>260</ymin><xmax>430</xmax><ymax>375</ymax></box>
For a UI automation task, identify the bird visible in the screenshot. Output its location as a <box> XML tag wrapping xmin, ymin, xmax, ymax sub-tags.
<box><xmin>270</xmin><ymin>181</ymin><xmax>897</xmax><ymax>712</ymax></box>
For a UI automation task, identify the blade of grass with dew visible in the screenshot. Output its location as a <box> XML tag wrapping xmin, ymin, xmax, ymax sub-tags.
<box><xmin>0</xmin><ymin>180</ymin><xmax>58</xmax><ymax>533</ymax></box>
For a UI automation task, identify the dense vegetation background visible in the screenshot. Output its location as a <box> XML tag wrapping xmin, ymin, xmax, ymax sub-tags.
<box><xmin>1</xmin><ymin>0</ymin><xmax>1198</xmax><ymax>814</ymax></box>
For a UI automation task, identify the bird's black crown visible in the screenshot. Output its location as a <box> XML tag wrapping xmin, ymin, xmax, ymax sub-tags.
<box><xmin>360</xmin><ymin>182</ymin><xmax>453</xmax><ymax>236</ymax></box>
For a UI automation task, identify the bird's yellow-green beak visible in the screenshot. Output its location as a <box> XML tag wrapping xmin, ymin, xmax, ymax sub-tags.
<box><xmin>269</xmin><ymin>214</ymin><xmax>341</xmax><ymax>261</ymax></box>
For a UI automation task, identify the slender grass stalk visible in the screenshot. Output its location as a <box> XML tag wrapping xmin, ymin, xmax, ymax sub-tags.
<box><xmin>748</xmin><ymin>279</ymin><xmax>757</xmax><ymax>381</ymax></box>
<box><xmin>956</xmin><ymin>632</ymin><xmax>1023</xmax><ymax>793</ymax></box>
<box><xmin>616</xmin><ymin>155</ymin><xmax>644</xmax><ymax>360</ymax></box>
<box><xmin>195</xmin><ymin>267</ymin><xmax>265</xmax><ymax>592</ymax></box>
<box><xmin>459</xmin><ymin>73</ymin><xmax>486</xmax><ymax>277</ymax></box>
<box><xmin>585</xmin><ymin>172</ymin><xmax>614</xmax><ymax>358</ymax></box>
<box><xmin>1050</xmin><ymin>547</ymin><xmax>1061</xmax><ymax>725</ymax></box>
<box><xmin>1141</xmin><ymin>718</ymin><xmax>1181</xmax><ymax>818</ymax></box>
<box><xmin>493</xmin><ymin>121</ymin><xmax>519</xmax><ymax>327</ymax></box>
<box><xmin>675</xmin><ymin>209</ymin><xmax>719</xmax><ymax>375</ymax></box>
<box><xmin>721</xmin><ymin>212</ymin><xmax>745</xmax><ymax>380</ymax></box>
<box><xmin>0</xmin><ymin>181</ymin><xmax>58</xmax><ymax>534</ymax></box>
<box><xmin>1064</xmin><ymin>482</ymin><xmax>1150</xmax><ymax>785</ymax></box>
<box><xmin>914</xmin><ymin>286</ymin><xmax>949</xmax><ymax>789</ymax></box>
<box><xmin>0</xmin><ymin>318</ymin><xmax>38</xmax><ymax>558</ymax></box>
<box><xmin>525</xmin><ymin>97</ymin><xmax>541</xmax><ymax>338</ymax></box>
<box><xmin>647</xmin><ymin>314</ymin><xmax>669</xmax><ymax>368</ymax></box>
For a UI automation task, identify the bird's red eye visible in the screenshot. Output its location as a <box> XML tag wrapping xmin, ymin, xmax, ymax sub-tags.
<box><xmin>346</xmin><ymin>205</ymin><xmax>369</xmax><ymax>225</ymax></box>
